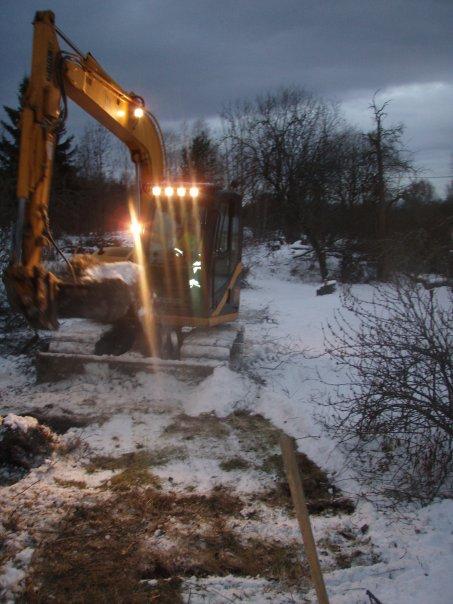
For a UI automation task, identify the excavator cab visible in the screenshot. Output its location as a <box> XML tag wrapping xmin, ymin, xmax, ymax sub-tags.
<box><xmin>145</xmin><ymin>185</ymin><xmax>242</xmax><ymax>328</ymax></box>
<box><xmin>209</xmin><ymin>189</ymin><xmax>243</xmax><ymax>317</ymax></box>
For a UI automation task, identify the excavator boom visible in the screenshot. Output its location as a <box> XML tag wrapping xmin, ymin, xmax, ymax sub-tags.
<box><xmin>4</xmin><ymin>10</ymin><xmax>165</xmax><ymax>329</ymax></box>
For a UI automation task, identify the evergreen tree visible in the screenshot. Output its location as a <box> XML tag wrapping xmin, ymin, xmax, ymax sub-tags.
<box><xmin>180</xmin><ymin>127</ymin><xmax>222</xmax><ymax>184</ymax></box>
<box><xmin>0</xmin><ymin>76</ymin><xmax>76</xmax><ymax>227</ymax></box>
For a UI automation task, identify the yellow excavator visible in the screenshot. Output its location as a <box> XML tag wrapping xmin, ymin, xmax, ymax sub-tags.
<box><xmin>3</xmin><ymin>11</ymin><xmax>243</xmax><ymax>379</ymax></box>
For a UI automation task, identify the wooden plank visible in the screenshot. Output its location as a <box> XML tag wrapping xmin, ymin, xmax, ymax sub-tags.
<box><xmin>280</xmin><ymin>433</ymin><xmax>330</xmax><ymax>604</ymax></box>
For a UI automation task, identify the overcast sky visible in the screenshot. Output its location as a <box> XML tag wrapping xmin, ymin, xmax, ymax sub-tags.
<box><xmin>1</xmin><ymin>0</ymin><xmax>452</xmax><ymax>193</ymax></box>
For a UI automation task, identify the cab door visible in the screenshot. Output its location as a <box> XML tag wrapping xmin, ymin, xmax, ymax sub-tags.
<box><xmin>212</xmin><ymin>194</ymin><xmax>242</xmax><ymax>312</ymax></box>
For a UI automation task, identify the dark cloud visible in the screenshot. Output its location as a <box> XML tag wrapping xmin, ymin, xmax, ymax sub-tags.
<box><xmin>1</xmin><ymin>0</ymin><xmax>452</xmax><ymax>188</ymax></box>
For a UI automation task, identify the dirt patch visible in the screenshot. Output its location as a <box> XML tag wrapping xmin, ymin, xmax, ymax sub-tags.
<box><xmin>163</xmin><ymin>412</ymin><xmax>230</xmax><ymax>439</ymax></box>
<box><xmin>0</xmin><ymin>415</ymin><xmax>60</xmax><ymax>486</ymax></box>
<box><xmin>161</xmin><ymin>410</ymin><xmax>352</xmax><ymax>515</ymax></box>
<box><xmin>164</xmin><ymin>411</ymin><xmax>281</xmax><ymax>455</ymax></box>
<box><xmin>226</xmin><ymin>410</ymin><xmax>280</xmax><ymax>454</ymax></box>
<box><xmin>318</xmin><ymin>529</ymin><xmax>380</xmax><ymax>569</ymax></box>
<box><xmin>28</xmin><ymin>411</ymin><xmax>97</xmax><ymax>434</ymax></box>
<box><xmin>86</xmin><ymin>447</ymin><xmax>187</xmax><ymax>474</ymax></box>
<box><xmin>220</xmin><ymin>457</ymin><xmax>251</xmax><ymax>471</ymax></box>
<box><xmin>259</xmin><ymin>452</ymin><xmax>355</xmax><ymax>515</ymax></box>
<box><xmin>106</xmin><ymin>467</ymin><xmax>162</xmax><ymax>491</ymax></box>
<box><xmin>54</xmin><ymin>478</ymin><xmax>87</xmax><ymax>490</ymax></box>
<box><xmin>24</xmin><ymin>484</ymin><xmax>306</xmax><ymax>602</ymax></box>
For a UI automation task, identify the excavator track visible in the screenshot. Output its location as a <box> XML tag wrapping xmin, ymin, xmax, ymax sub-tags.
<box><xmin>36</xmin><ymin>319</ymin><xmax>244</xmax><ymax>382</ymax></box>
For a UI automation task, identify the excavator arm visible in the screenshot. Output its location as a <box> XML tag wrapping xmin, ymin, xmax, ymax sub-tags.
<box><xmin>4</xmin><ymin>10</ymin><xmax>165</xmax><ymax>329</ymax></box>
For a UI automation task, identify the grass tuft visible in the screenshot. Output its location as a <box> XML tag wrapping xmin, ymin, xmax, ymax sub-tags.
<box><xmin>85</xmin><ymin>446</ymin><xmax>187</xmax><ymax>474</ymax></box>
<box><xmin>219</xmin><ymin>457</ymin><xmax>251</xmax><ymax>471</ymax></box>
<box><xmin>54</xmin><ymin>478</ymin><xmax>87</xmax><ymax>490</ymax></box>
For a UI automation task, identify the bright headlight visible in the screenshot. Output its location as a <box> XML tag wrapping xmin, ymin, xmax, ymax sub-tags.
<box><xmin>189</xmin><ymin>186</ymin><xmax>199</xmax><ymax>198</ymax></box>
<box><xmin>164</xmin><ymin>186</ymin><xmax>174</xmax><ymax>197</ymax></box>
<box><xmin>176</xmin><ymin>186</ymin><xmax>186</xmax><ymax>197</ymax></box>
<box><xmin>152</xmin><ymin>186</ymin><xmax>161</xmax><ymax>196</ymax></box>
<box><xmin>134</xmin><ymin>107</ymin><xmax>144</xmax><ymax>118</ymax></box>
<box><xmin>130</xmin><ymin>218</ymin><xmax>143</xmax><ymax>236</ymax></box>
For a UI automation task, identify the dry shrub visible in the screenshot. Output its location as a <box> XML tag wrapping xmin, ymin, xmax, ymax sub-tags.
<box><xmin>323</xmin><ymin>280</ymin><xmax>453</xmax><ymax>504</ymax></box>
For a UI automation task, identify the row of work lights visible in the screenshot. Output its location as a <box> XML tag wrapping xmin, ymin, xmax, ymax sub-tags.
<box><xmin>151</xmin><ymin>185</ymin><xmax>200</xmax><ymax>198</ymax></box>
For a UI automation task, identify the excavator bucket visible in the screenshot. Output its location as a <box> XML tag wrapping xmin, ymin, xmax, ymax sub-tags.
<box><xmin>57</xmin><ymin>279</ymin><xmax>134</xmax><ymax>323</ymax></box>
<box><xmin>3</xmin><ymin>264</ymin><xmax>59</xmax><ymax>331</ymax></box>
<box><xmin>3</xmin><ymin>263</ymin><xmax>135</xmax><ymax>330</ymax></box>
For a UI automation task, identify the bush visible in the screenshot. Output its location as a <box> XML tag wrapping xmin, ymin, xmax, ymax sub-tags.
<box><xmin>323</xmin><ymin>279</ymin><xmax>452</xmax><ymax>504</ymax></box>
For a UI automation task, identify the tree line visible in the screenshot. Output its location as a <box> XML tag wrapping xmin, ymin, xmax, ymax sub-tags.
<box><xmin>220</xmin><ymin>88</ymin><xmax>452</xmax><ymax>280</ymax></box>
<box><xmin>1</xmin><ymin>79</ymin><xmax>451</xmax><ymax>280</ymax></box>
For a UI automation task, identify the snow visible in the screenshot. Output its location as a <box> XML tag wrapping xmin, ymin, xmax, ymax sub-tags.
<box><xmin>0</xmin><ymin>564</ymin><xmax>25</xmax><ymax>598</ymax></box>
<box><xmin>84</xmin><ymin>261</ymin><xmax>141</xmax><ymax>285</ymax></box>
<box><xmin>184</xmin><ymin>365</ymin><xmax>252</xmax><ymax>416</ymax></box>
<box><xmin>239</xmin><ymin>244</ymin><xmax>453</xmax><ymax>603</ymax></box>
<box><xmin>0</xmin><ymin>240</ymin><xmax>451</xmax><ymax>603</ymax></box>
<box><xmin>0</xmin><ymin>546</ymin><xmax>34</xmax><ymax>602</ymax></box>
<box><xmin>2</xmin><ymin>414</ymin><xmax>38</xmax><ymax>433</ymax></box>
<box><xmin>0</xmin><ymin>357</ymin><xmax>31</xmax><ymax>390</ymax></box>
<box><xmin>182</xmin><ymin>575</ymin><xmax>299</xmax><ymax>603</ymax></box>
<box><xmin>323</xmin><ymin>500</ymin><xmax>453</xmax><ymax>604</ymax></box>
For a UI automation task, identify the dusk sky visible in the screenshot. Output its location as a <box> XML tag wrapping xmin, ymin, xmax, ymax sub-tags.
<box><xmin>1</xmin><ymin>0</ymin><xmax>452</xmax><ymax>194</ymax></box>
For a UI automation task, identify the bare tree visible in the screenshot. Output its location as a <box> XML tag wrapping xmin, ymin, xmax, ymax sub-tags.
<box><xmin>323</xmin><ymin>280</ymin><xmax>452</xmax><ymax>503</ymax></box>
<box><xmin>222</xmin><ymin>87</ymin><xmax>344</xmax><ymax>279</ymax></box>
<box><xmin>162</xmin><ymin>127</ymin><xmax>185</xmax><ymax>180</ymax></box>
<box><xmin>76</xmin><ymin>123</ymin><xmax>113</xmax><ymax>181</ymax></box>
<box><xmin>365</xmin><ymin>96</ymin><xmax>415</xmax><ymax>279</ymax></box>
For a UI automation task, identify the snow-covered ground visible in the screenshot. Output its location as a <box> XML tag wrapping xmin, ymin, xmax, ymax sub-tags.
<box><xmin>0</xmin><ymin>242</ymin><xmax>451</xmax><ymax>603</ymax></box>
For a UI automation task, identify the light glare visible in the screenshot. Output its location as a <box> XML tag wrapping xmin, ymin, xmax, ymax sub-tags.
<box><xmin>130</xmin><ymin>218</ymin><xmax>143</xmax><ymax>237</ymax></box>
<box><xmin>152</xmin><ymin>186</ymin><xmax>161</xmax><ymax>196</ymax></box>
<box><xmin>189</xmin><ymin>186</ymin><xmax>199</xmax><ymax>198</ymax></box>
<box><xmin>176</xmin><ymin>186</ymin><xmax>186</xmax><ymax>197</ymax></box>
<box><xmin>164</xmin><ymin>186</ymin><xmax>174</xmax><ymax>197</ymax></box>
<box><xmin>134</xmin><ymin>107</ymin><xmax>144</xmax><ymax>118</ymax></box>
